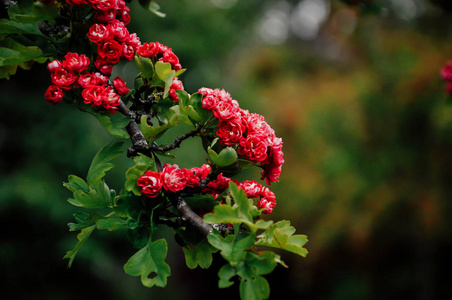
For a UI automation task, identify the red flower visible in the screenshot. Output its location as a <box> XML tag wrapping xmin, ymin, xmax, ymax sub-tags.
<box><xmin>93</xmin><ymin>10</ymin><xmax>116</xmax><ymax>23</ymax></box>
<box><xmin>168</xmin><ymin>77</ymin><xmax>184</xmax><ymax>101</ymax></box>
<box><xmin>203</xmin><ymin>173</ymin><xmax>230</xmax><ymax>195</ymax></box>
<box><xmin>202</xmin><ymin>94</ymin><xmax>218</xmax><ymax>111</ymax></box>
<box><xmin>87</xmin><ymin>24</ymin><xmax>112</xmax><ymax>44</ymax></box>
<box><xmin>238</xmin><ymin>134</ymin><xmax>268</xmax><ymax>163</ymax></box>
<box><xmin>45</xmin><ymin>85</ymin><xmax>64</xmax><ymax>104</ymax></box>
<box><xmin>77</xmin><ymin>72</ymin><xmax>100</xmax><ymax>88</ymax></box>
<box><xmin>82</xmin><ymin>85</ymin><xmax>105</xmax><ymax>106</ymax></box>
<box><xmin>112</xmin><ymin>77</ymin><xmax>129</xmax><ymax>96</ymax></box>
<box><xmin>186</xmin><ymin>164</ymin><xmax>211</xmax><ymax>187</ymax></box>
<box><xmin>47</xmin><ymin>60</ymin><xmax>62</xmax><ymax>72</ymax></box>
<box><xmin>94</xmin><ymin>56</ymin><xmax>113</xmax><ymax>75</ymax></box>
<box><xmin>102</xmin><ymin>86</ymin><xmax>120</xmax><ymax>111</ymax></box>
<box><xmin>89</xmin><ymin>0</ymin><xmax>116</xmax><ymax>11</ymax></box>
<box><xmin>238</xmin><ymin>180</ymin><xmax>263</xmax><ymax>199</ymax></box>
<box><xmin>257</xmin><ymin>198</ymin><xmax>276</xmax><ymax>214</ymax></box>
<box><xmin>137</xmin><ymin>170</ymin><xmax>163</xmax><ymax>198</ymax></box>
<box><xmin>161</xmin><ymin>49</ymin><xmax>182</xmax><ymax>70</ymax></box>
<box><xmin>137</xmin><ymin>42</ymin><xmax>160</xmax><ymax>58</ymax></box>
<box><xmin>63</xmin><ymin>52</ymin><xmax>90</xmax><ymax>73</ymax></box>
<box><xmin>97</xmin><ymin>39</ymin><xmax>122</xmax><ymax>63</ymax></box>
<box><xmin>217</xmin><ymin>118</ymin><xmax>244</xmax><ymax>145</ymax></box>
<box><xmin>51</xmin><ymin>68</ymin><xmax>77</xmax><ymax>90</ymax></box>
<box><xmin>66</xmin><ymin>0</ymin><xmax>86</xmax><ymax>6</ymax></box>
<box><xmin>108</xmin><ymin>20</ymin><xmax>129</xmax><ymax>42</ymax></box>
<box><xmin>122</xmin><ymin>34</ymin><xmax>139</xmax><ymax>61</ymax></box>
<box><xmin>162</xmin><ymin>164</ymin><xmax>187</xmax><ymax>192</ymax></box>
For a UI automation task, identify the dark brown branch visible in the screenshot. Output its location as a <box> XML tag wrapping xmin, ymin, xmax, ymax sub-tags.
<box><xmin>117</xmin><ymin>99</ymin><xmax>215</xmax><ymax>236</ymax></box>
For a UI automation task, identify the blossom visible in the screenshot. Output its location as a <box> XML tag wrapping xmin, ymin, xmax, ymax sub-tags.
<box><xmin>186</xmin><ymin>164</ymin><xmax>211</xmax><ymax>187</ymax></box>
<box><xmin>97</xmin><ymin>39</ymin><xmax>122</xmax><ymax>63</ymax></box>
<box><xmin>217</xmin><ymin>118</ymin><xmax>244</xmax><ymax>145</ymax></box>
<box><xmin>112</xmin><ymin>77</ymin><xmax>129</xmax><ymax>96</ymax></box>
<box><xmin>137</xmin><ymin>170</ymin><xmax>163</xmax><ymax>198</ymax></box>
<box><xmin>77</xmin><ymin>72</ymin><xmax>100</xmax><ymax>88</ymax></box>
<box><xmin>162</xmin><ymin>164</ymin><xmax>187</xmax><ymax>192</ymax></box>
<box><xmin>238</xmin><ymin>134</ymin><xmax>268</xmax><ymax>163</ymax></box>
<box><xmin>137</xmin><ymin>42</ymin><xmax>160</xmax><ymax>58</ymax></box>
<box><xmin>87</xmin><ymin>24</ymin><xmax>112</xmax><ymax>44</ymax></box>
<box><xmin>82</xmin><ymin>85</ymin><xmax>106</xmax><ymax>106</ymax></box>
<box><xmin>47</xmin><ymin>60</ymin><xmax>62</xmax><ymax>72</ymax></box>
<box><xmin>168</xmin><ymin>77</ymin><xmax>184</xmax><ymax>101</ymax></box>
<box><xmin>63</xmin><ymin>52</ymin><xmax>90</xmax><ymax>73</ymax></box>
<box><xmin>45</xmin><ymin>85</ymin><xmax>64</xmax><ymax>104</ymax></box>
<box><xmin>51</xmin><ymin>67</ymin><xmax>78</xmax><ymax>90</ymax></box>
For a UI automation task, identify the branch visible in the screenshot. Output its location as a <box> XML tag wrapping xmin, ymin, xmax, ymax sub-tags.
<box><xmin>117</xmin><ymin>100</ymin><xmax>217</xmax><ymax>235</ymax></box>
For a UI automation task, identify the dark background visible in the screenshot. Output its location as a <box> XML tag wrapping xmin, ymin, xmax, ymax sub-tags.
<box><xmin>2</xmin><ymin>0</ymin><xmax>452</xmax><ymax>299</ymax></box>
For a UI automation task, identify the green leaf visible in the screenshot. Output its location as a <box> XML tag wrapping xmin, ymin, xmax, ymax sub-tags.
<box><xmin>147</xmin><ymin>2</ymin><xmax>166</xmax><ymax>18</ymax></box>
<box><xmin>68</xmin><ymin>212</ymin><xmax>102</xmax><ymax>231</ymax></box>
<box><xmin>208</xmin><ymin>147</ymin><xmax>238</xmax><ymax>167</ymax></box>
<box><xmin>140</xmin><ymin>115</ymin><xmax>174</xmax><ymax>141</ymax></box>
<box><xmin>256</xmin><ymin>220</ymin><xmax>308</xmax><ymax>257</ymax></box>
<box><xmin>0</xmin><ymin>19</ymin><xmax>43</xmax><ymax>35</ymax></box>
<box><xmin>203</xmin><ymin>182</ymin><xmax>259</xmax><ymax>232</ymax></box>
<box><xmin>189</xmin><ymin>93</ymin><xmax>207</xmax><ymax>121</ymax></box>
<box><xmin>64</xmin><ymin>225</ymin><xmax>96</xmax><ymax>268</ymax></box>
<box><xmin>218</xmin><ymin>263</ymin><xmax>236</xmax><ymax>288</ymax></box>
<box><xmin>239</xmin><ymin>272</ymin><xmax>270</xmax><ymax>300</ymax></box>
<box><xmin>155</xmin><ymin>61</ymin><xmax>175</xmax><ymax>98</ymax></box>
<box><xmin>64</xmin><ymin>176</ymin><xmax>112</xmax><ymax>208</ymax></box>
<box><xmin>96</xmin><ymin>217</ymin><xmax>126</xmax><ymax>231</ymax></box>
<box><xmin>86</xmin><ymin>141</ymin><xmax>123</xmax><ymax>185</ymax></box>
<box><xmin>134</xmin><ymin>55</ymin><xmax>154</xmax><ymax>79</ymax></box>
<box><xmin>124</xmin><ymin>238</ymin><xmax>171</xmax><ymax>288</ymax></box>
<box><xmin>175</xmin><ymin>68</ymin><xmax>186</xmax><ymax>77</ymax></box>
<box><xmin>176</xmin><ymin>90</ymin><xmax>202</xmax><ymax>123</ymax></box>
<box><xmin>208</xmin><ymin>232</ymin><xmax>255</xmax><ymax>265</ymax></box>
<box><xmin>183</xmin><ymin>238</ymin><xmax>218</xmax><ymax>269</ymax></box>
<box><xmin>125</xmin><ymin>154</ymin><xmax>155</xmax><ymax>196</ymax></box>
<box><xmin>91</xmin><ymin>112</ymin><xmax>130</xmax><ymax>139</ymax></box>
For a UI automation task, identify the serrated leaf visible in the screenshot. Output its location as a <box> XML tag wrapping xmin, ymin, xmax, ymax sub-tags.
<box><xmin>256</xmin><ymin>220</ymin><xmax>308</xmax><ymax>257</ymax></box>
<box><xmin>68</xmin><ymin>212</ymin><xmax>102</xmax><ymax>231</ymax></box>
<box><xmin>64</xmin><ymin>225</ymin><xmax>96</xmax><ymax>268</ymax></box>
<box><xmin>124</xmin><ymin>238</ymin><xmax>171</xmax><ymax>288</ymax></box>
<box><xmin>140</xmin><ymin>114</ymin><xmax>174</xmax><ymax>141</ymax></box>
<box><xmin>91</xmin><ymin>112</ymin><xmax>130</xmax><ymax>139</ymax></box>
<box><xmin>155</xmin><ymin>61</ymin><xmax>175</xmax><ymax>98</ymax></box>
<box><xmin>86</xmin><ymin>141</ymin><xmax>123</xmax><ymax>185</ymax></box>
<box><xmin>203</xmin><ymin>182</ymin><xmax>259</xmax><ymax>232</ymax></box>
<box><xmin>183</xmin><ymin>238</ymin><xmax>218</xmax><ymax>269</ymax></box>
<box><xmin>64</xmin><ymin>176</ymin><xmax>112</xmax><ymax>209</ymax></box>
<box><xmin>134</xmin><ymin>55</ymin><xmax>154</xmax><ymax>79</ymax></box>
<box><xmin>208</xmin><ymin>232</ymin><xmax>255</xmax><ymax>265</ymax></box>
<box><xmin>96</xmin><ymin>217</ymin><xmax>126</xmax><ymax>231</ymax></box>
<box><xmin>125</xmin><ymin>154</ymin><xmax>155</xmax><ymax>196</ymax></box>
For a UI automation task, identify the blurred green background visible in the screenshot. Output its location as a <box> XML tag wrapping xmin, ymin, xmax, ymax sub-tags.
<box><xmin>2</xmin><ymin>0</ymin><xmax>452</xmax><ymax>298</ymax></box>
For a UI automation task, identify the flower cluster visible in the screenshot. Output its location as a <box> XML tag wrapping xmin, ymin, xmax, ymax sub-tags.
<box><xmin>137</xmin><ymin>164</ymin><xmax>211</xmax><ymax>198</ymax></box>
<box><xmin>441</xmin><ymin>60</ymin><xmax>452</xmax><ymax>94</ymax></box>
<box><xmin>137</xmin><ymin>42</ymin><xmax>183</xmax><ymax>71</ymax></box>
<box><xmin>198</xmin><ymin>88</ymin><xmax>284</xmax><ymax>185</ymax></box>
<box><xmin>45</xmin><ymin>52</ymin><xmax>128</xmax><ymax>112</ymax></box>
<box><xmin>67</xmin><ymin>0</ymin><xmax>131</xmax><ymax>26</ymax></box>
<box><xmin>87</xmin><ymin>20</ymin><xmax>140</xmax><ymax>75</ymax></box>
<box><xmin>137</xmin><ymin>166</ymin><xmax>277</xmax><ymax>213</ymax></box>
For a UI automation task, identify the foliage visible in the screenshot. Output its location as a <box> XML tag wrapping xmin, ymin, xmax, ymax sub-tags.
<box><xmin>0</xmin><ymin>0</ymin><xmax>307</xmax><ymax>299</ymax></box>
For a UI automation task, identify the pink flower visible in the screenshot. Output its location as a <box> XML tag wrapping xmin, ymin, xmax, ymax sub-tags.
<box><xmin>112</xmin><ymin>77</ymin><xmax>129</xmax><ymax>96</ymax></box>
<box><xmin>51</xmin><ymin>68</ymin><xmax>78</xmax><ymax>90</ymax></box>
<box><xmin>45</xmin><ymin>85</ymin><xmax>64</xmax><ymax>104</ymax></box>
<box><xmin>161</xmin><ymin>49</ymin><xmax>182</xmax><ymax>70</ymax></box>
<box><xmin>137</xmin><ymin>170</ymin><xmax>163</xmax><ymax>198</ymax></box>
<box><xmin>87</xmin><ymin>24</ymin><xmax>112</xmax><ymax>44</ymax></box>
<box><xmin>122</xmin><ymin>34</ymin><xmax>140</xmax><ymax>61</ymax></box>
<box><xmin>168</xmin><ymin>77</ymin><xmax>184</xmax><ymax>101</ymax></box>
<box><xmin>162</xmin><ymin>164</ymin><xmax>187</xmax><ymax>192</ymax></box>
<box><xmin>94</xmin><ymin>56</ymin><xmax>113</xmax><ymax>75</ymax></box>
<box><xmin>238</xmin><ymin>134</ymin><xmax>268</xmax><ymax>163</ymax></box>
<box><xmin>198</xmin><ymin>87</ymin><xmax>214</xmax><ymax>97</ymax></box>
<box><xmin>89</xmin><ymin>0</ymin><xmax>116</xmax><ymax>11</ymax></box>
<box><xmin>213</xmin><ymin>101</ymin><xmax>239</xmax><ymax>120</ymax></box>
<box><xmin>202</xmin><ymin>94</ymin><xmax>218</xmax><ymax>111</ymax></box>
<box><xmin>63</xmin><ymin>52</ymin><xmax>90</xmax><ymax>73</ymax></box>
